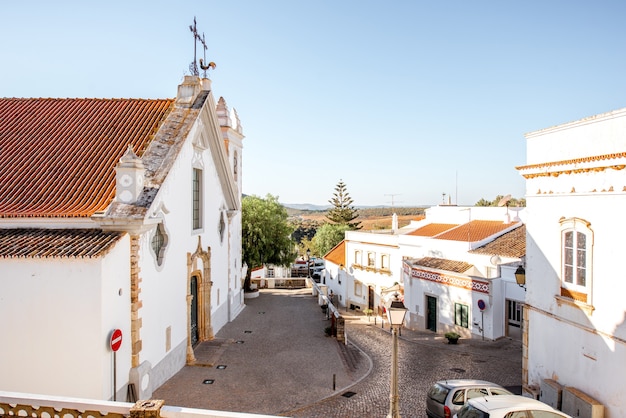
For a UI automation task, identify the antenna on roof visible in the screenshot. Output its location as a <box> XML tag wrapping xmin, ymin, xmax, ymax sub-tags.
<box><xmin>384</xmin><ymin>194</ymin><xmax>401</xmax><ymax>209</ymax></box>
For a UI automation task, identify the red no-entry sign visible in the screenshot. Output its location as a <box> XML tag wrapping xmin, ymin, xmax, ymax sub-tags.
<box><xmin>110</xmin><ymin>329</ymin><xmax>123</xmax><ymax>352</ymax></box>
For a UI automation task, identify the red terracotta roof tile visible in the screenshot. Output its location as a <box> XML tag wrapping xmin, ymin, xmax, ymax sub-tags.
<box><xmin>0</xmin><ymin>228</ymin><xmax>124</xmax><ymax>258</ymax></box>
<box><xmin>407</xmin><ymin>223</ymin><xmax>459</xmax><ymax>237</ymax></box>
<box><xmin>324</xmin><ymin>240</ymin><xmax>345</xmax><ymax>266</ymax></box>
<box><xmin>470</xmin><ymin>224</ymin><xmax>526</xmax><ymax>258</ymax></box>
<box><xmin>435</xmin><ymin>220</ymin><xmax>515</xmax><ymax>242</ymax></box>
<box><xmin>0</xmin><ymin>98</ymin><xmax>174</xmax><ymax>218</ymax></box>
<box><xmin>412</xmin><ymin>257</ymin><xmax>473</xmax><ymax>274</ymax></box>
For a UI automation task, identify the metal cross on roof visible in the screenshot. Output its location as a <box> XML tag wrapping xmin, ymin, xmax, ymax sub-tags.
<box><xmin>189</xmin><ymin>16</ymin><xmax>214</xmax><ymax>77</ymax></box>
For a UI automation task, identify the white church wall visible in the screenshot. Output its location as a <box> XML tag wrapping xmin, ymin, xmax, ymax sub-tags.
<box><xmin>131</xmin><ymin>96</ymin><xmax>243</xmax><ymax>393</ymax></box>
<box><xmin>99</xmin><ymin>234</ymin><xmax>133</xmax><ymax>400</ymax></box>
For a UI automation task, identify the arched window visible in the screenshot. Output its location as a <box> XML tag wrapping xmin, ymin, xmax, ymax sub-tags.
<box><xmin>560</xmin><ymin>217</ymin><xmax>593</xmax><ymax>304</ymax></box>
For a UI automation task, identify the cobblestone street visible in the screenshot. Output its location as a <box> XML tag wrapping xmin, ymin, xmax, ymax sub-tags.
<box><xmin>285</xmin><ymin>319</ymin><xmax>522</xmax><ymax>417</ymax></box>
<box><xmin>154</xmin><ymin>289</ymin><xmax>522</xmax><ymax>418</ymax></box>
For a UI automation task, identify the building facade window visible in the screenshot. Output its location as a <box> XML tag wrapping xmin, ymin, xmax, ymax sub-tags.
<box><xmin>455</xmin><ymin>303</ymin><xmax>469</xmax><ymax>328</ymax></box>
<box><xmin>560</xmin><ymin>217</ymin><xmax>593</xmax><ymax>303</ymax></box>
<box><xmin>355</xmin><ymin>280</ymin><xmax>362</xmax><ymax>297</ymax></box>
<box><xmin>354</xmin><ymin>250</ymin><xmax>362</xmax><ymax>266</ymax></box>
<box><xmin>381</xmin><ymin>254</ymin><xmax>389</xmax><ymax>270</ymax></box>
<box><xmin>192</xmin><ymin>168</ymin><xmax>202</xmax><ymax>229</ymax></box>
<box><xmin>367</xmin><ymin>252</ymin><xmax>375</xmax><ymax>267</ymax></box>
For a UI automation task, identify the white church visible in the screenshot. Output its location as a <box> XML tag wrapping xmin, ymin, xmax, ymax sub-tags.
<box><xmin>0</xmin><ymin>75</ymin><xmax>245</xmax><ymax>401</ymax></box>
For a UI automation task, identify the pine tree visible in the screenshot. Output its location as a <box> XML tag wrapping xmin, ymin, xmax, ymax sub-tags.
<box><xmin>326</xmin><ymin>180</ymin><xmax>361</xmax><ymax>229</ymax></box>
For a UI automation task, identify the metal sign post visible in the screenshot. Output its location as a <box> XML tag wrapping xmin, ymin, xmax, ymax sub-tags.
<box><xmin>109</xmin><ymin>329</ymin><xmax>122</xmax><ymax>401</ymax></box>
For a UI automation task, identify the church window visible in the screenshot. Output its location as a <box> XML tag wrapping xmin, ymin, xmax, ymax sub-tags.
<box><xmin>193</xmin><ymin>168</ymin><xmax>202</xmax><ymax>230</ymax></box>
<box><xmin>151</xmin><ymin>223</ymin><xmax>168</xmax><ymax>266</ymax></box>
<box><xmin>219</xmin><ymin>211</ymin><xmax>226</xmax><ymax>243</ymax></box>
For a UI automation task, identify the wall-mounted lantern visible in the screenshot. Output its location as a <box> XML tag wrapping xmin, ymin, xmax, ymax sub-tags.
<box><xmin>515</xmin><ymin>265</ymin><xmax>526</xmax><ymax>290</ymax></box>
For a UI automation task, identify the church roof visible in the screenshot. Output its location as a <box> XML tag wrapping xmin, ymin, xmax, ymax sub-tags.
<box><xmin>0</xmin><ymin>228</ymin><xmax>124</xmax><ymax>258</ymax></box>
<box><xmin>0</xmin><ymin>97</ymin><xmax>174</xmax><ymax>218</ymax></box>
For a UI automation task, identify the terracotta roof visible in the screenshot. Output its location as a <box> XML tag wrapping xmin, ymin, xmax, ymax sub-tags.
<box><xmin>407</xmin><ymin>223</ymin><xmax>459</xmax><ymax>237</ymax></box>
<box><xmin>0</xmin><ymin>228</ymin><xmax>124</xmax><ymax>258</ymax></box>
<box><xmin>412</xmin><ymin>257</ymin><xmax>473</xmax><ymax>274</ymax></box>
<box><xmin>435</xmin><ymin>220</ymin><xmax>516</xmax><ymax>242</ymax></box>
<box><xmin>324</xmin><ymin>240</ymin><xmax>346</xmax><ymax>266</ymax></box>
<box><xmin>0</xmin><ymin>97</ymin><xmax>174</xmax><ymax>218</ymax></box>
<box><xmin>470</xmin><ymin>224</ymin><xmax>526</xmax><ymax>258</ymax></box>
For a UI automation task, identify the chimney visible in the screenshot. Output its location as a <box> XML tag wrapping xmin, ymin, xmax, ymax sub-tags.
<box><xmin>392</xmin><ymin>213</ymin><xmax>398</xmax><ymax>232</ymax></box>
<box><xmin>115</xmin><ymin>146</ymin><xmax>145</xmax><ymax>204</ymax></box>
<box><xmin>176</xmin><ymin>75</ymin><xmax>202</xmax><ymax>106</ymax></box>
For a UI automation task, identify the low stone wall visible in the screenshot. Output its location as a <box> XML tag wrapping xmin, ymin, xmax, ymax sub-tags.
<box><xmin>309</xmin><ymin>280</ymin><xmax>345</xmax><ymax>344</ymax></box>
<box><xmin>0</xmin><ymin>392</ymin><xmax>283</xmax><ymax>418</ymax></box>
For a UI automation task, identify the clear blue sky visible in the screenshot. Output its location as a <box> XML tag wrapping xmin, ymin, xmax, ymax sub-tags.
<box><xmin>3</xmin><ymin>1</ymin><xmax>626</xmax><ymax>207</ymax></box>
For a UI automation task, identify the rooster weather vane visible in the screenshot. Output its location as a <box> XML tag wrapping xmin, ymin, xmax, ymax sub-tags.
<box><xmin>189</xmin><ymin>17</ymin><xmax>216</xmax><ymax>78</ymax></box>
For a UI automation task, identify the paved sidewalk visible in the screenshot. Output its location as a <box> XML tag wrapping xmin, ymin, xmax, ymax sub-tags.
<box><xmin>153</xmin><ymin>288</ymin><xmax>522</xmax><ymax>417</ymax></box>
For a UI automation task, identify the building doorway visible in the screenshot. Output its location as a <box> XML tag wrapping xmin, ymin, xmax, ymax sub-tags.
<box><xmin>368</xmin><ymin>286</ymin><xmax>375</xmax><ymax>311</ymax></box>
<box><xmin>426</xmin><ymin>295</ymin><xmax>437</xmax><ymax>332</ymax></box>
<box><xmin>190</xmin><ymin>275</ymin><xmax>199</xmax><ymax>347</ymax></box>
<box><xmin>506</xmin><ymin>299</ymin><xmax>523</xmax><ymax>340</ymax></box>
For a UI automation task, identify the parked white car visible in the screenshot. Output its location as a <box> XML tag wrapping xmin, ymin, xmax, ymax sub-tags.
<box><xmin>454</xmin><ymin>395</ymin><xmax>572</xmax><ymax>418</ymax></box>
<box><xmin>426</xmin><ymin>379</ymin><xmax>512</xmax><ymax>418</ymax></box>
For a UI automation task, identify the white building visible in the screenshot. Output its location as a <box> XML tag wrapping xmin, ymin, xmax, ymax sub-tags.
<box><xmin>324</xmin><ymin>206</ymin><xmax>526</xmax><ymax>340</ymax></box>
<box><xmin>0</xmin><ymin>76</ymin><xmax>245</xmax><ymax>401</ymax></box>
<box><xmin>518</xmin><ymin>107</ymin><xmax>626</xmax><ymax>415</ymax></box>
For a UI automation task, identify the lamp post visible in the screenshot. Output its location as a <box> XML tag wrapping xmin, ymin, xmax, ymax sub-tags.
<box><xmin>306</xmin><ymin>249</ymin><xmax>311</xmax><ymax>279</ymax></box>
<box><xmin>386</xmin><ymin>292</ymin><xmax>408</xmax><ymax>418</ymax></box>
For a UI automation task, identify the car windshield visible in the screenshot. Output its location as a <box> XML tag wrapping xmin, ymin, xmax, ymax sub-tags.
<box><xmin>427</xmin><ymin>383</ymin><xmax>450</xmax><ymax>404</ymax></box>
<box><xmin>457</xmin><ymin>403</ymin><xmax>490</xmax><ymax>418</ymax></box>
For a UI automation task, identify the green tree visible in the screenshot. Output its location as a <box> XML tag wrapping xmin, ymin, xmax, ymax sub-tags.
<box><xmin>474</xmin><ymin>195</ymin><xmax>526</xmax><ymax>207</ymax></box>
<box><xmin>242</xmin><ymin>194</ymin><xmax>296</xmax><ymax>291</ymax></box>
<box><xmin>313</xmin><ymin>223</ymin><xmax>350</xmax><ymax>256</ymax></box>
<box><xmin>326</xmin><ymin>179</ymin><xmax>361</xmax><ymax>229</ymax></box>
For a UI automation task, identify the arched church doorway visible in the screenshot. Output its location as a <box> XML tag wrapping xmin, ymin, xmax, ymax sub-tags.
<box><xmin>190</xmin><ymin>275</ymin><xmax>199</xmax><ymax>347</ymax></box>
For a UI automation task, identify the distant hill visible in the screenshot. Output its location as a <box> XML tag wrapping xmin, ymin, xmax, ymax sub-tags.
<box><xmin>282</xmin><ymin>203</ymin><xmax>331</xmax><ymax>211</ymax></box>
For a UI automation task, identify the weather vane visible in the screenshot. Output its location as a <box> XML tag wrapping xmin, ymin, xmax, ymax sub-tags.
<box><xmin>189</xmin><ymin>17</ymin><xmax>216</xmax><ymax>77</ymax></box>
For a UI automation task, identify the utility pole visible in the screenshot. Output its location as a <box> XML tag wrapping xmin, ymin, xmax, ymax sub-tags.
<box><xmin>384</xmin><ymin>194</ymin><xmax>402</xmax><ymax>208</ymax></box>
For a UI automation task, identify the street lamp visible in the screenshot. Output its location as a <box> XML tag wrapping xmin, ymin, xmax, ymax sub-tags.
<box><xmin>306</xmin><ymin>249</ymin><xmax>311</xmax><ymax>279</ymax></box>
<box><xmin>386</xmin><ymin>292</ymin><xmax>408</xmax><ymax>418</ymax></box>
<box><xmin>515</xmin><ymin>265</ymin><xmax>526</xmax><ymax>290</ymax></box>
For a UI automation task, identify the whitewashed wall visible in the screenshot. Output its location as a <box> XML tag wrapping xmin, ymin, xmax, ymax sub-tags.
<box><xmin>0</xmin><ymin>234</ymin><xmax>130</xmax><ymax>399</ymax></box>
<box><xmin>524</xmin><ymin>108</ymin><xmax>626</xmax><ymax>415</ymax></box>
<box><xmin>136</xmin><ymin>97</ymin><xmax>242</xmax><ymax>393</ymax></box>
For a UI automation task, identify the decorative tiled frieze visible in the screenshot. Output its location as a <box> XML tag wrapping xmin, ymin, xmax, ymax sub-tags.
<box><xmin>411</xmin><ymin>268</ymin><xmax>490</xmax><ymax>294</ymax></box>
